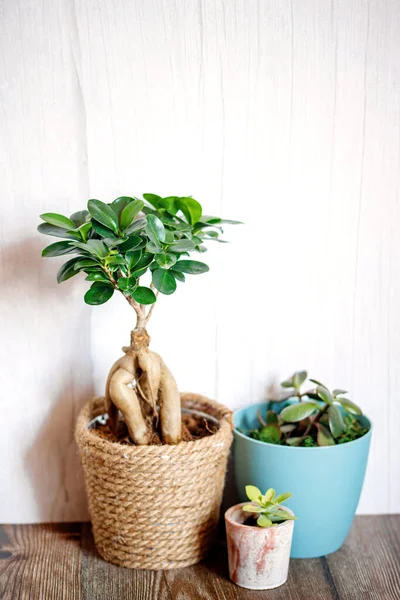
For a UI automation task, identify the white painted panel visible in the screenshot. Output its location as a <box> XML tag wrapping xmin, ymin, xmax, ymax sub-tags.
<box><xmin>1</xmin><ymin>0</ymin><xmax>399</xmax><ymax>521</ymax></box>
<box><xmin>0</xmin><ymin>0</ymin><xmax>91</xmax><ymax>522</ymax></box>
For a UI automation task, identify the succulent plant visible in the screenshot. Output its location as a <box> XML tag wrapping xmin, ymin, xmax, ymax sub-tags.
<box><xmin>242</xmin><ymin>485</ymin><xmax>297</xmax><ymax>528</ymax></box>
<box><xmin>246</xmin><ymin>371</ymin><xmax>369</xmax><ymax>448</ymax></box>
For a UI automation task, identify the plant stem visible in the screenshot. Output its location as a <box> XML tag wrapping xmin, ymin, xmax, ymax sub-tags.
<box><xmin>145</xmin><ymin>283</ymin><xmax>159</xmax><ymax>325</ymax></box>
<box><xmin>297</xmin><ymin>404</ymin><xmax>329</xmax><ymax>444</ymax></box>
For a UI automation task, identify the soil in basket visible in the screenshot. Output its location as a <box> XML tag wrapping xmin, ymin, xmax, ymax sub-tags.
<box><xmin>93</xmin><ymin>411</ymin><xmax>218</xmax><ymax>445</ymax></box>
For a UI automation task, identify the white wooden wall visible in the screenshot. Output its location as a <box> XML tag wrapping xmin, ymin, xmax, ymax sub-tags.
<box><xmin>1</xmin><ymin>0</ymin><xmax>399</xmax><ymax>522</ymax></box>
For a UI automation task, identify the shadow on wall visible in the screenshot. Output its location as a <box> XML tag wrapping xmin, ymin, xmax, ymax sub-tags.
<box><xmin>0</xmin><ymin>236</ymin><xmax>93</xmax><ymax>522</ymax></box>
<box><xmin>25</xmin><ymin>384</ymin><xmax>92</xmax><ymax>522</ymax></box>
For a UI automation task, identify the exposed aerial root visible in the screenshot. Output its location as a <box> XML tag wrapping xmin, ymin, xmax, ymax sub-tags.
<box><xmin>105</xmin><ymin>329</ymin><xmax>182</xmax><ymax>445</ymax></box>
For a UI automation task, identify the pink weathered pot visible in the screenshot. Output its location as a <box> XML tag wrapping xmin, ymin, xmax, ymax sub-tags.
<box><xmin>224</xmin><ymin>503</ymin><xmax>294</xmax><ymax>590</ymax></box>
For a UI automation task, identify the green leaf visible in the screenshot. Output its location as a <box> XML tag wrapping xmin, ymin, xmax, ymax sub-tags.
<box><xmin>280</xmin><ymin>402</ymin><xmax>318</xmax><ymax>423</ymax></box>
<box><xmin>110</xmin><ymin>196</ymin><xmax>136</xmax><ymax>218</ymax></box>
<box><xmin>170</xmin><ymin>269</ymin><xmax>185</xmax><ymax>282</ymax></box>
<box><xmin>338</xmin><ymin>398</ymin><xmax>362</xmax><ymax>416</ymax></box>
<box><xmin>91</xmin><ymin>219</ymin><xmax>116</xmax><ymax>238</ymax></box>
<box><xmin>40</xmin><ymin>212</ymin><xmax>76</xmax><ymax>230</ymax></box>
<box><xmin>152</xmin><ymin>268</ymin><xmax>177</xmax><ymax>295</ymax></box>
<box><xmin>126</xmin><ymin>249</ymin><xmax>143</xmax><ymax>270</ymax></box>
<box><xmin>84</xmin><ymin>282</ymin><xmax>114</xmax><ymax>305</ymax></box>
<box><xmin>118</xmin><ymin>235</ymin><xmax>143</xmax><ymax>252</ymax></box>
<box><xmin>103</xmin><ymin>236</ymin><xmax>128</xmax><ymax>247</ymax></box>
<box><xmin>274</xmin><ymin>492</ymin><xmax>292</xmax><ymax>504</ymax></box>
<box><xmin>70</xmin><ymin>210</ymin><xmax>89</xmax><ymax>227</ymax></box>
<box><xmin>132</xmin><ymin>286</ymin><xmax>157</xmax><ymax>305</ymax></box>
<box><xmin>259</xmin><ymin>424</ymin><xmax>281</xmax><ymax>444</ymax></box>
<box><xmin>332</xmin><ymin>388</ymin><xmax>348</xmax><ymax>397</ymax></box>
<box><xmin>42</xmin><ymin>241</ymin><xmax>76</xmax><ymax>257</ymax></box>
<box><xmin>120</xmin><ymin>200</ymin><xmax>145</xmax><ymax>231</ymax></box>
<box><xmin>309</xmin><ymin>378</ymin><xmax>326</xmax><ymax>388</ymax></box>
<box><xmin>143</xmin><ymin>193</ymin><xmax>163</xmax><ymax>208</ymax></box>
<box><xmin>107</xmin><ymin>255</ymin><xmax>126</xmax><ymax>267</ymax></box>
<box><xmin>87</xmin><ymin>199</ymin><xmax>118</xmax><ymax>234</ymax></box>
<box><xmin>317</xmin><ymin>423</ymin><xmax>336</xmax><ymax>446</ymax></box>
<box><xmin>85</xmin><ymin>271</ymin><xmax>109</xmax><ymax>282</ymax></box>
<box><xmin>245</xmin><ymin>485</ymin><xmax>262</xmax><ymax>502</ymax></box>
<box><xmin>266</xmin><ymin>410</ymin><xmax>279</xmax><ymax>425</ymax></box>
<box><xmin>86</xmin><ymin>239</ymin><xmax>109</xmax><ymax>258</ymax></box>
<box><xmin>174</xmin><ymin>260</ymin><xmax>209</xmax><ymax>274</ymax></box>
<box><xmin>281</xmin><ymin>379</ymin><xmax>294</xmax><ymax>388</ymax></box>
<box><xmin>73</xmin><ymin>259</ymin><xmax>100</xmax><ymax>270</ymax></box>
<box><xmin>271</xmin><ymin>509</ymin><xmax>297</xmax><ymax>521</ymax></box>
<box><xmin>131</xmin><ymin>253</ymin><xmax>154</xmax><ymax>274</ymax></box>
<box><xmin>280</xmin><ymin>424</ymin><xmax>296</xmax><ymax>434</ymax></box>
<box><xmin>242</xmin><ymin>504</ymin><xmax>263</xmax><ymax>513</ymax></box>
<box><xmin>125</xmin><ymin>218</ymin><xmax>146</xmax><ymax>234</ymax></box>
<box><xmin>264</xmin><ymin>488</ymin><xmax>276</xmax><ymax>502</ymax></box>
<box><xmin>169</xmin><ymin>239</ymin><xmax>196</xmax><ymax>253</ymax></box>
<box><xmin>316</xmin><ymin>385</ymin><xmax>333</xmax><ymax>405</ymax></box>
<box><xmin>146</xmin><ymin>214</ymin><xmax>166</xmax><ymax>244</ymax></box>
<box><xmin>146</xmin><ymin>241</ymin><xmax>162</xmax><ymax>254</ymax></box>
<box><xmin>38</xmin><ymin>223</ymin><xmax>81</xmax><ymax>240</ymax></box>
<box><xmin>329</xmin><ymin>404</ymin><xmax>346</xmax><ymax>438</ymax></box>
<box><xmin>293</xmin><ymin>370</ymin><xmax>307</xmax><ymax>388</ymax></box>
<box><xmin>75</xmin><ymin>221</ymin><xmax>92</xmax><ymax>242</ymax></box>
<box><xmin>57</xmin><ymin>257</ymin><xmax>82</xmax><ymax>283</ymax></box>
<box><xmin>286</xmin><ymin>437</ymin><xmax>304</xmax><ymax>446</ymax></box>
<box><xmin>177</xmin><ymin>197</ymin><xmax>202</xmax><ymax>224</ymax></box>
<box><xmin>118</xmin><ymin>275</ymin><xmax>138</xmax><ymax>292</ymax></box>
<box><xmin>72</xmin><ymin>240</ymin><xmax>108</xmax><ymax>259</ymax></box>
<box><xmin>156</xmin><ymin>253</ymin><xmax>177</xmax><ymax>269</ymax></box>
<box><xmin>257</xmin><ymin>515</ymin><xmax>273</xmax><ymax>528</ymax></box>
<box><xmin>203</xmin><ymin>216</ymin><xmax>243</xmax><ymax>225</ymax></box>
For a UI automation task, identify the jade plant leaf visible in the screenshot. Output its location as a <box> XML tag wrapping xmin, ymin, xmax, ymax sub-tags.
<box><xmin>328</xmin><ymin>404</ymin><xmax>346</xmax><ymax>437</ymax></box>
<box><xmin>316</xmin><ymin>385</ymin><xmax>333</xmax><ymax>405</ymax></box>
<box><xmin>245</xmin><ymin>485</ymin><xmax>262</xmax><ymax>502</ymax></box>
<box><xmin>259</xmin><ymin>424</ymin><xmax>281</xmax><ymax>444</ymax></box>
<box><xmin>257</xmin><ymin>515</ymin><xmax>273</xmax><ymax>527</ymax></box>
<box><xmin>316</xmin><ymin>423</ymin><xmax>335</xmax><ymax>446</ymax></box>
<box><xmin>280</xmin><ymin>402</ymin><xmax>318</xmax><ymax>423</ymax></box>
<box><xmin>338</xmin><ymin>398</ymin><xmax>362</xmax><ymax>415</ymax></box>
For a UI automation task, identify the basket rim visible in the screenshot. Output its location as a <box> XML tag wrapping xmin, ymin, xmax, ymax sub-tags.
<box><xmin>76</xmin><ymin>391</ymin><xmax>233</xmax><ymax>457</ymax></box>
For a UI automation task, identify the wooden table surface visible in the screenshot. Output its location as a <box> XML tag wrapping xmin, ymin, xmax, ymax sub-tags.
<box><xmin>0</xmin><ymin>516</ymin><xmax>399</xmax><ymax>599</ymax></box>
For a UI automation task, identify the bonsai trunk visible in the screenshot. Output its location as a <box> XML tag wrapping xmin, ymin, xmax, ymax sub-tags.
<box><xmin>104</xmin><ymin>297</ymin><xmax>181</xmax><ymax>445</ymax></box>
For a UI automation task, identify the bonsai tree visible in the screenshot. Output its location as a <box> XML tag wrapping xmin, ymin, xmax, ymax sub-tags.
<box><xmin>242</xmin><ymin>485</ymin><xmax>297</xmax><ymax>527</ymax></box>
<box><xmin>38</xmin><ymin>194</ymin><xmax>240</xmax><ymax>445</ymax></box>
<box><xmin>247</xmin><ymin>371</ymin><xmax>368</xmax><ymax>447</ymax></box>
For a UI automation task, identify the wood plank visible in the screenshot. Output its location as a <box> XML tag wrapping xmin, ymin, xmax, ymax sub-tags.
<box><xmin>0</xmin><ymin>523</ymin><xmax>82</xmax><ymax>600</ymax></box>
<box><xmin>327</xmin><ymin>515</ymin><xmax>400</xmax><ymax>599</ymax></box>
<box><xmin>0</xmin><ymin>517</ymin><xmax>399</xmax><ymax>599</ymax></box>
<box><xmin>80</xmin><ymin>523</ymin><xmax>171</xmax><ymax>600</ymax></box>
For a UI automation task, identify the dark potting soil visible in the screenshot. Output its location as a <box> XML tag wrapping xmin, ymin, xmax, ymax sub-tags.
<box><xmin>93</xmin><ymin>411</ymin><xmax>218</xmax><ymax>446</ymax></box>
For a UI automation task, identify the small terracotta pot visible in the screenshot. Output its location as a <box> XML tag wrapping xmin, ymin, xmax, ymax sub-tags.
<box><xmin>225</xmin><ymin>503</ymin><xmax>294</xmax><ymax>590</ymax></box>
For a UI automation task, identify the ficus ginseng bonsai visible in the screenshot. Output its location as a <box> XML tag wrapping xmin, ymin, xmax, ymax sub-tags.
<box><xmin>246</xmin><ymin>370</ymin><xmax>369</xmax><ymax>447</ymax></box>
<box><xmin>38</xmin><ymin>194</ymin><xmax>240</xmax><ymax>445</ymax></box>
<box><xmin>242</xmin><ymin>485</ymin><xmax>297</xmax><ymax>527</ymax></box>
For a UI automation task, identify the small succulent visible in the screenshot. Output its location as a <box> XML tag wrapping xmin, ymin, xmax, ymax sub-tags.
<box><xmin>246</xmin><ymin>371</ymin><xmax>369</xmax><ymax>447</ymax></box>
<box><xmin>242</xmin><ymin>485</ymin><xmax>297</xmax><ymax>528</ymax></box>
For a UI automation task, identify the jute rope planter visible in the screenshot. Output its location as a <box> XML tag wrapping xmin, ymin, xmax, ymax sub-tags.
<box><xmin>76</xmin><ymin>392</ymin><xmax>233</xmax><ymax>570</ymax></box>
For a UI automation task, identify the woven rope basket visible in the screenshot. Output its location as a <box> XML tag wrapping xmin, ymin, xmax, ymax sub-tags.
<box><xmin>76</xmin><ymin>392</ymin><xmax>233</xmax><ymax>570</ymax></box>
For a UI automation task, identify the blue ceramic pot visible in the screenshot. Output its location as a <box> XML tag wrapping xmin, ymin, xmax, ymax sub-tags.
<box><xmin>233</xmin><ymin>401</ymin><xmax>372</xmax><ymax>558</ymax></box>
